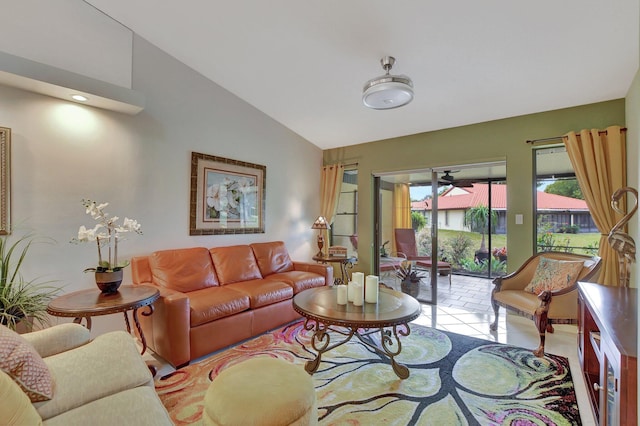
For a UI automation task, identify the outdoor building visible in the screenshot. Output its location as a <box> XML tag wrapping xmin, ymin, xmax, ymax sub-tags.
<box><xmin>412</xmin><ymin>183</ymin><xmax>597</xmax><ymax>234</ymax></box>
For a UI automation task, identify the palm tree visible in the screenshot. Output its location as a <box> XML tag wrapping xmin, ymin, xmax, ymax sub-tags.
<box><xmin>464</xmin><ymin>205</ymin><xmax>497</xmax><ymax>253</ymax></box>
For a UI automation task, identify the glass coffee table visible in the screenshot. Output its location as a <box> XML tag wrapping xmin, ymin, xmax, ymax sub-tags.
<box><xmin>293</xmin><ymin>286</ymin><xmax>421</xmax><ymax>379</ymax></box>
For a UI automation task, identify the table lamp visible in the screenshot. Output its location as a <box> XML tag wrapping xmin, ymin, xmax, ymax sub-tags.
<box><xmin>311</xmin><ymin>216</ymin><xmax>330</xmax><ymax>257</ymax></box>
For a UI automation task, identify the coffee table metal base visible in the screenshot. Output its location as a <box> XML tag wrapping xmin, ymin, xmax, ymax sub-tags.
<box><xmin>302</xmin><ymin>318</ymin><xmax>412</xmax><ymax>379</ymax></box>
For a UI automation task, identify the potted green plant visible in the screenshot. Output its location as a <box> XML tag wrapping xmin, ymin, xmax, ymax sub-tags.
<box><xmin>71</xmin><ymin>199</ymin><xmax>142</xmax><ymax>294</ymax></box>
<box><xmin>0</xmin><ymin>232</ymin><xmax>61</xmax><ymax>331</ymax></box>
<box><xmin>380</xmin><ymin>240</ymin><xmax>390</xmax><ymax>257</ymax></box>
<box><xmin>395</xmin><ymin>261</ymin><xmax>426</xmax><ymax>298</ymax></box>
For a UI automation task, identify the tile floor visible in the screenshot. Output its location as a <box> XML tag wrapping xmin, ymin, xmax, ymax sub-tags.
<box><xmin>380</xmin><ymin>271</ymin><xmax>497</xmax><ymax>313</ymax></box>
<box><xmin>405</xmin><ymin>273</ymin><xmax>596</xmax><ymax>425</ymax></box>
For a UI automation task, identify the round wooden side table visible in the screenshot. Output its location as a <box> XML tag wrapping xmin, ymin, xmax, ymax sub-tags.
<box><xmin>47</xmin><ymin>285</ymin><xmax>159</xmax><ymax>355</ymax></box>
<box><xmin>312</xmin><ymin>254</ymin><xmax>357</xmax><ymax>285</ymax></box>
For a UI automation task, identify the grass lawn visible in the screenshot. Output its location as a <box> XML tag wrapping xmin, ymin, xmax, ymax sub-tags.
<box><xmin>436</xmin><ymin>229</ymin><xmax>600</xmax><ymax>255</ymax></box>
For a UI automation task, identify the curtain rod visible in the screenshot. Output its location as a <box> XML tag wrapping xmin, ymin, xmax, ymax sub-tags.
<box><xmin>526</xmin><ymin>128</ymin><xmax>627</xmax><ymax>144</ymax></box>
<box><xmin>326</xmin><ymin>162</ymin><xmax>359</xmax><ymax>167</ymax></box>
<box><xmin>526</xmin><ymin>136</ymin><xmax>563</xmax><ymax>144</ymax></box>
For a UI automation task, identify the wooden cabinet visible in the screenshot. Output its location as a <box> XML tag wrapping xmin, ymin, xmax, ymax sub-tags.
<box><xmin>577</xmin><ymin>282</ymin><xmax>637</xmax><ymax>425</ymax></box>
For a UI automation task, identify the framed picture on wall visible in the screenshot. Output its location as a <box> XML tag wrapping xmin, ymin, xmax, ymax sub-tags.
<box><xmin>190</xmin><ymin>151</ymin><xmax>265</xmax><ymax>235</ymax></box>
<box><xmin>0</xmin><ymin>127</ymin><xmax>10</xmax><ymax>235</ymax></box>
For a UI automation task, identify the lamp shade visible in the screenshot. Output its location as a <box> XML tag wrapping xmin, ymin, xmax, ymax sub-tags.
<box><xmin>311</xmin><ymin>216</ymin><xmax>330</xmax><ymax>230</ymax></box>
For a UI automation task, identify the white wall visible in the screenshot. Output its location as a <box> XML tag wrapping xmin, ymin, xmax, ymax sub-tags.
<box><xmin>625</xmin><ymin>68</ymin><xmax>639</xmax><ymax>288</ymax></box>
<box><xmin>0</xmin><ymin>0</ymin><xmax>133</xmax><ymax>88</ymax></box>
<box><xmin>0</xmin><ymin>35</ymin><xmax>322</xmax><ymax>336</ymax></box>
<box><xmin>436</xmin><ymin>210</ymin><xmax>466</xmax><ymax>232</ymax></box>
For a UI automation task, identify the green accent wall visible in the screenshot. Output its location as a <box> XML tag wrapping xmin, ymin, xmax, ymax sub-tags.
<box><xmin>323</xmin><ymin>100</ymin><xmax>626</xmax><ymax>275</ymax></box>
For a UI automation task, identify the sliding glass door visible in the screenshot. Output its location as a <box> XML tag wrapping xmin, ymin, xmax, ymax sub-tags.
<box><xmin>373</xmin><ymin>162</ymin><xmax>507</xmax><ymax>305</ymax></box>
<box><xmin>374</xmin><ymin>174</ymin><xmax>439</xmax><ymax>304</ymax></box>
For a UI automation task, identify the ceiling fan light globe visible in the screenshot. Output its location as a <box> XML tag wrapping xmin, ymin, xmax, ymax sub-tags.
<box><xmin>362</xmin><ymin>76</ymin><xmax>414</xmax><ymax>110</ymax></box>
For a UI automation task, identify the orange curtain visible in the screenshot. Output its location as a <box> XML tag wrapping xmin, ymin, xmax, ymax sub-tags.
<box><xmin>563</xmin><ymin>126</ymin><xmax>626</xmax><ymax>286</ymax></box>
<box><xmin>392</xmin><ymin>183</ymin><xmax>412</xmax><ymax>252</ymax></box>
<box><xmin>320</xmin><ymin>164</ymin><xmax>345</xmax><ymax>250</ymax></box>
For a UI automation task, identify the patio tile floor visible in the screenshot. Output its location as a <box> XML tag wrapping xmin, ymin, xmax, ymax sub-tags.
<box><xmin>380</xmin><ymin>272</ymin><xmax>497</xmax><ymax>314</ymax></box>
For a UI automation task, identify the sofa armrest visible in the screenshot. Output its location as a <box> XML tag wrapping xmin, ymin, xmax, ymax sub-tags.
<box><xmin>34</xmin><ymin>330</ymin><xmax>154</xmax><ymax>421</ymax></box>
<box><xmin>292</xmin><ymin>261</ymin><xmax>333</xmax><ymax>286</ymax></box>
<box><xmin>133</xmin><ymin>282</ymin><xmax>191</xmax><ymax>368</ymax></box>
<box><xmin>22</xmin><ymin>323</ymin><xmax>90</xmax><ymax>358</ymax></box>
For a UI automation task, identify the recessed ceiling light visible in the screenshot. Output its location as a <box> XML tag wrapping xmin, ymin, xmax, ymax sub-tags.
<box><xmin>71</xmin><ymin>94</ymin><xmax>88</xmax><ymax>102</ymax></box>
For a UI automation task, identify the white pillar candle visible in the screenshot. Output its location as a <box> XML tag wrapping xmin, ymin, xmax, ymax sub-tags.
<box><xmin>347</xmin><ymin>281</ymin><xmax>356</xmax><ymax>302</ymax></box>
<box><xmin>352</xmin><ymin>271</ymin><xmax>364</xmax><ymax>287</ymax></box>
<box><xmin>353</xmin><ymin>282</ymin><xmax>364</xmax><ymax>306</ymax></box>
<box><xmin>365</xmin><ymin>275</ymin><xmax>379</xmax><ymax>304</ymax></box>
<box><xmin>337</xmin><ymin>285</ymin><xmax>347</xmax><ymax>305</ymax></box>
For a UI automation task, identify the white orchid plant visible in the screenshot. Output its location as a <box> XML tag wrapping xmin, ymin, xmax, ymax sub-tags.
<box><xmin>71</xmin><ymin>199</ymin><xmax>142</xmax><ymax>273</ymax></box>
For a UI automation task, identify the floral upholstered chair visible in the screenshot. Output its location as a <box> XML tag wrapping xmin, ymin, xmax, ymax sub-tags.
<box><xmin>490</xmin><ymin>251</ymin><xmax>601</xmax><ymax>357</ymax></box>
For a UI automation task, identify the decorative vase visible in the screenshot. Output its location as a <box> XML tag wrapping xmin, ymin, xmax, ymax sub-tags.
<box><xmin>400</xmin><ymin>279</ymin><xmax>420</xmax><ymax>298</ymax></box>
<box><xmin>95</xmin><ymin>270</ymin><xmax>123</xmax><ymax>294</ymax></box>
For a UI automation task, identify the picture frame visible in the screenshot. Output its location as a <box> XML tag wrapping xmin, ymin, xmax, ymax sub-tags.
<box><xmin>190</xmin><ymin>151</ymin><xmax>265</xmax><ymax>235</ymax></box>
<box><xmin>0</xmin><ymin>127</ymin><xmax>10</xmax><ymax>235</ymax></box>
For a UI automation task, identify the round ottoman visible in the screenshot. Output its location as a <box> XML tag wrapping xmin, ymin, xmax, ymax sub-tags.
<box><xmin>203</xmin><ymin>357</ymin><xmax>318</xmax><ymax>426</ymax></box>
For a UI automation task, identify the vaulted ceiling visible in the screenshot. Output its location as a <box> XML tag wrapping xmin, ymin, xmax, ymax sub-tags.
<box><xmin>85</xmin><ymin>0</ymin><xmax>639</xmax><ymax>150</ymax></box>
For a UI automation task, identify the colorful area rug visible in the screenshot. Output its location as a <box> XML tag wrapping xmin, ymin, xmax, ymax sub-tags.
<box><xmin>155</xmin><ymin>320</ymin><xmax>580</xmax><ymax>425</ymax></box>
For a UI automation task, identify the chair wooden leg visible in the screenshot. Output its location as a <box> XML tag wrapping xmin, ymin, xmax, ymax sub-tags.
<box><xmin>533</xmin><ymin>291</ymin><xmax>552</xmax><ymax>357</ymax></box>
<box><xmin>489</xmin><ymin>295</ymin><xmax>500</xmax><ymax>331</ymax></box>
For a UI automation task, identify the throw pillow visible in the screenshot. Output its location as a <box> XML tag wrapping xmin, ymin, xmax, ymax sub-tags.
<box><xmin>524</xmin><ymin>257</ymin><xmax>584</xmax><ymax>294</ymax></box>
<box><xmin>0</xmin><ymin>324</ymin><xmax>53</xmax><ymax>402</ymax></box>
<box><xmin>0</xmin><ymin>369</ymin><xmax>43</xmax><ymax>425</ymax></box>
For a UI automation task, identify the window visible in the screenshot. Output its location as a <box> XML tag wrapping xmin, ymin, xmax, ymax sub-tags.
<box><xmin>534</xmin><ymin>146</ymin><xmax>598</xmax><ymax>255</ymax></box>
<box><xmin>331</xmin><ymin>169</ymin><xmax>358</xmax><ymax>255</ymax></box>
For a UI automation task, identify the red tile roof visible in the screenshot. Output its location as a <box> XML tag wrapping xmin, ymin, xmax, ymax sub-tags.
<box><xmin>411</xmin><ymin>183</ymin><xmax>588</xmax><ymax>211</ymax></box>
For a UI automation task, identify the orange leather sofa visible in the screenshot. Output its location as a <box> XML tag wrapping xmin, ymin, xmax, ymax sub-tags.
<box><xmin>131</xmin><ymin>241</ymin><xmax>332</xmax><ymax>368</ymax></box>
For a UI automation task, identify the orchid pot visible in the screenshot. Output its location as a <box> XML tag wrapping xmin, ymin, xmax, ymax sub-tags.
<box><xmin>93</xmin><ymin>269</ymin><xmax>124</xmax><ymax>294</ymax></box>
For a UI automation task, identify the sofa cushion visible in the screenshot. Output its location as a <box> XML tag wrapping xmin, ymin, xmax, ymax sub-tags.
<box><xmin>150</xmin><ymin>247</ymin><xmax>219</xmax><ymax>292</ymax></box>
<box><xmin>42</xmin><ymin>386</ymin><xmax>172</xmax><ymax>426</ymax></box>
<box><xmin>266</xmin><ymin>271</ymin><xmax>325</xmax><ymax>293</ymax></box>
<box><xmin>226</xmin><ymin>279</ymin><xmax>293</xmax><ymax>309</ymax></box>
<box><xmin>250</xmin><ymin>241</ymin><xmax>294</xmax><ymax>276</ymax></box>
<box><xmin>34</xmin><ymin>331</ymin><xmax>152</xmax><ymax>421</ymax></box>
<box><xmin>210</xmin><ymin>245</ymin><xmax>263</xmax><ymax>284</ymax></box>
<box><xmin>524</xmin><ymin>257</ymin><xmax>584</xmax><ymax>294</ymax></box>
<box><xmin>0</xmin><ymin>324</ymin><xmax>53</xmax><ymax>403</ymax></box>
<box><xmin>0</xmin><ymin>368</ymin><xmax>43</xmax><ymax>425</ymax></box>
<box><xmin>188</xmin><ymin>287</ymin><xmax>251</xmax><ymax>327</ymax></box>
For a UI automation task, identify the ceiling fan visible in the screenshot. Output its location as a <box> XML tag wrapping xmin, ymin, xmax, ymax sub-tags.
<box><xmin>438</xmin><ymin>170</ymin><xmax>474</xmax><ymax>188</ymax></box>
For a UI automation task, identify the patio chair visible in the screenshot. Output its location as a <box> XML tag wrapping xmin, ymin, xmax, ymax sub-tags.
<box><xmin>490</xmin><ymin>251</ymin><xmax>602</xmax><ymax>357</ymax></box>
<box><xmin>394</xmin><ymin>228</ymin><xmax>452</xmax><ymax>285</ymax></box>
<box><xmin>379</xmin><ymin>252</ymin><xmax>407</xmax><ymax>289</ymax></box>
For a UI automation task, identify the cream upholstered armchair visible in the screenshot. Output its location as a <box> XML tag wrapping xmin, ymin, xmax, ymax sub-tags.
<box><xmin>0</xmin><ymin>323</ymin><xmax>172</xmax><ymax>425</ymax></box>
<box><xmin>490</xmin><ymin>251</ymin><xmax>601</xmax><ymax>357</ymax></box>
